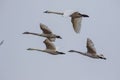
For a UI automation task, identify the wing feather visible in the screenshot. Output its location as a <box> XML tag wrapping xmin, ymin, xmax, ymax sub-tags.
<box><xmin>71</xmin><ymin>17</ymin><xmax>82</xmax><ymax>33</ymax></box>
<box><xmin>40</xmin><ymin>23</ymin><xmax>52</xmax><ymax>34</ymax></box>
<box><xmin>44</xmin><ymin>39</ymin><xmax>56</xmax><ymax>50</ymax></box>
<box><xmin>86</xmin><ymin>38</ymin><xmax>97</xmax><ymax>54</ymax></box>
<box><xmin>0</xmin><ymin>40</ymin><xmax>4</xmax><ymax>46</ymax></box>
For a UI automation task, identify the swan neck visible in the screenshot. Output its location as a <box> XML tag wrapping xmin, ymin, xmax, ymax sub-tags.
<box><xmin>27</xmin><ymin>48</ymin><xmax>44</xmax><ymax>52</ymax></box>
<box><xmin>47</xmin><ymin>11</ymin><xmax>63</xmax><ymax>15</ymax></box>
<box><xmin>23</xmin><ymin>32</ymin><xmax>41</xmax><ymax>36</ymax></box>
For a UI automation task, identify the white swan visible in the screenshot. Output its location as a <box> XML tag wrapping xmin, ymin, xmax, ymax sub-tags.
<box><xmin>68</xmin><ymin>38</ymin><xmax>106</xmax><ymax>60</ymax></box>
<box><xmin>0</xmin><ymin>40</ymin><xmax>4</xmax><ymax>46</ymax></box>
<box><xmin>23</xmin><ymin>23</ymin><xmax>62</xmax><ymax>42</ymax></box>
<box><xmin>27</xmin><ymin>39</ymin><xmax>65</xmax><ymax>55</ymax></box>
<box><xmin>44</xmin><ymin>10</ymin><xmax>89</xmax><ymax>33</ymax></box>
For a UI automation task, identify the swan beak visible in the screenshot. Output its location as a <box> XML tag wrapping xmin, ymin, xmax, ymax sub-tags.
<box><xmin>23</xmin><ymin>32</ymin><xmax>29</xmax><ymax>34</ymax></box>
<box><xmin>99</xmin><ymin>56</ymin><xmax>107</xmax><ymax>60</ymax></box>
<box><xmin>59</xmin><ymin>36</ymin><xmax>62</xmax><ymax>39</ymax></box>
<box><xmin>27</xmin><ymin>48</ymin><xmax>32</xmax><ymax>50</ymax></box>
<box><xmin>56</xmin><ymin>36</ymin><xmax>62</xmax><ymax>39</ymax></box>
<box><xmin>103</xmin><ymin>57</ymin><xmax>107</xmax><ymax>60</ymax></box>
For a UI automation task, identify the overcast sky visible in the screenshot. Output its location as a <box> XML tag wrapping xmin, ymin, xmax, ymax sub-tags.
<box><xmin>0</xmin><ymin>0</ymin><xmax>120</xmax><ymax>80</ymax></box>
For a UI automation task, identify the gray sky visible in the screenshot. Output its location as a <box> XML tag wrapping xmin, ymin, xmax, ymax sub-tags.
<box><xmin>0</xmin><ymin>0</ymin><xmax>120</xmax><ymax>80</ymax></box>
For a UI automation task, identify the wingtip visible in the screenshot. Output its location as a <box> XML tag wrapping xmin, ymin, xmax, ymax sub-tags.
<box><xmin>40</xmin><ymin>23</ymin><xmax>46</xmax><ymax>28</ymax></box>
<box><xmin>87</xmin><ymin>38</ymin><xmax>91</xmax><ymax>41</ymax></box>
<box><xmin>0</xmin><ymin>40</ymin><xmax>4</xmax><ymax>46</ymax></box>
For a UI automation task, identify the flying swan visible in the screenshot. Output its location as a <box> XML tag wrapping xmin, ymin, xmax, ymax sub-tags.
<box><xmin>44</xmin><ymin>10</ymin><xmax>89</xmax><ymax>33</ymax></box>
<box><xmin>23</xmin><ymin>23</ymin><xmax>62</xmax><ymax>42</ymax></box>
<box><xmin>68</xmin><ymin>38</ymin><xmax>106</xmax><ymax>60</ymax></box>
<box><xmin>27</xmin><ymin>39</ymin><xmax>65</xmax><ymax>55</ymax></box>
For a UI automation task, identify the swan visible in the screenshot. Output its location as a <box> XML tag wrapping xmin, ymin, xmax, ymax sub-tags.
<box><xmin>27</xmin><ymin>39</ymin><xmax>65</xmax><ymax>55</ymax></box>
<box><xmin>23</xmin><ymin>23</ymin><xmax>62</xmax><ymax>42</ymax></box>
<box><xmin>44</xmin><ymin>10</ymin><xmax>89</xmax><ymax>33</ymax></box>
<box><xmin>68</xmin><ymin>38</ymin><xmax>106</xmax><ymax>60</ymax></box>
<box><xmin>0</xmin><ymin>40</ymin><xmax>4</xmax><ymax>46</ymax></box>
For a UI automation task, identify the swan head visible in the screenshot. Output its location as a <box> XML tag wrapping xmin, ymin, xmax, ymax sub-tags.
<box><xmin>69</xmin><ymin>12</ymin><xmax>83</xmax><ymax>18</ymax></box>
<box><xmin>98</xmin><ymin>54</ymin><xmax>106</xmax><ymax>60</ymax></box>
<box><xmin>44</xmin><ymin>10</ymin><xmax>49</xmax><ymax>13</ymax></box>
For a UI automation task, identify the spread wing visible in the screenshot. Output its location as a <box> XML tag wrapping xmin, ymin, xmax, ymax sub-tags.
<box><xmin>0</xmin><ymin>40</ymin><xmax>4</xmax><ymax>46</ymax></box>
<box><xmin>86</xmin><ymin>38</ymin><xmax>97</xmax><ymax>54</ymax></box>
<box><xmin>44</xmin><ymin>39</ymin><xmax>56</xmax><ymax>50</ymax></box>
<box><xmin>40</xmin><ymin>23</ymin><xmax>53</xmax><ymax>34</ymax></box>
<box><xmin>71</xmin><ymin>17</ymin><xmax>82</xmax><ymax>33</ymax></box>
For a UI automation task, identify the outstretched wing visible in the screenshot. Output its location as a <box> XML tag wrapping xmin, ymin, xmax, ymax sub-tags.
<box><xmin>44</xmin><ymin>39</ymin><xmax>56</xmax><ymax>50</ymax></box>
<box><xmin>0</xmin><ymin>40</ymin><xmax>4</xmax><ymax>46</ymax></box>
<box><xmin>86</xmin><ymin>38</ymin><xmax>97</xmax><ymax>54</ymax></box>
<box><xmin>40</xmin><ymin>23</ymin><xmax>53</xmax><ymax>34</ymax></box>
<box><xmin>71</xmin><ymin>17</ymin><xmax>82</xmax><ymax>33</ymax></box>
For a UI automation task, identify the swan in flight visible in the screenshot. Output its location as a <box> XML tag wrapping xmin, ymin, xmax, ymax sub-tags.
<box><xmin>0</xmin><ymin>40</ymin><xmax>4</xmax><ymax>46</ymax></box>
<box><xmin>27</xmin><ymin>39</ymin><xmax>65</xmax><ymax>55</ymax></box>
<box><xmin>23</xmin><ymin>23</ymin><xmax>62</xmax><ymax>42</ymax></box>
<box><xmin>44</xmin><ymin>10</ymin><xmax>89</xmax><ymax>33</ymax></box>
<box><xmin>68</xmin><ymin>38</ymin><xmax>106</xmax><ymax>60</ymax></box>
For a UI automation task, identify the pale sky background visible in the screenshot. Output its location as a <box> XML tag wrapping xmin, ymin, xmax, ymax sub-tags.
<box><xmin>0</xmin><ymin>0</ymin><xmax>120</xmax><ymax>80</ymax></box>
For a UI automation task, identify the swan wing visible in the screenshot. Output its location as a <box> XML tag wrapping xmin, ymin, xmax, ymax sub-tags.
<box><xmin>71</xmin><ymin>17</ymin><xmax>82</xmax><ymax>33</ymax></box>
<box><xmin>44</xmin><ymin>39</ymin><xmax>56</xmax><ymax>50</ymax></box>
<box><xmin>86</xmin><ymin>38</ymin><xmax>97</xmax><ymax>54</ymax></box>
<box><xmin>0</xmin><ymin>40</ymin><xmax>4</xmax><ymax>46</ymax></box>
<box><xmin>40</xmin><ymin>23</ymin><xmax>53</xmax><ymax>34</ymax></box>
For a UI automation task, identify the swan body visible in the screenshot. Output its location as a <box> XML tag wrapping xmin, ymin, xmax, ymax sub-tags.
<box><xmin>27</xmin><ymin>39</ymin><xmax>65</xmax><ymax>55</ymax></box>
<box><xmin>23</xmin><ymin>23</ymin><xmax>62</xmax><ymax>42</ymax></box>
<box><xmin>68</xmin><ymin>38</ymin><xmax>106</xmax><ymax>60</ymax></box>
<box><xmin>44</xmin><ymin>10</ymin><xmax>89</xmax><ymax>33</ymax></box>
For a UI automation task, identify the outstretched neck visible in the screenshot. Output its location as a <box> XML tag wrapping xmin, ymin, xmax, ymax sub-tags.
<box><xmin>56</xmin><ymin>51</ymin><xmax>65</xmax><ymax>54</ymax></box>
<box><xmin>44</xmin><ymin>10</ymin><xmax>64</xmax><ymax>15</ymax></box>
<box><xmin>27</xmin><ymin>48</ymin><xmax>45</xmax><ymax>52</ymax></box>
<box><xmin>69</xmin><ymin>50</ymin><xmax>86</xmax><ymax>56</ymax></box>
<box><xmin>23</xmin><ymin>32</ymin><xmax>42</xmax><ymax>36</ymax></box>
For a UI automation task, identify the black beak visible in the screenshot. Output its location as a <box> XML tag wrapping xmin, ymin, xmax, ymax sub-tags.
<box><xmin>81</xmin><ymin>14</ymin><xmax>89</xmax><ymax>17</ymax></box>
<box><xmin>59</xmin><ymin>37</ymin><xmax>62</xmax><ymax>39</ymax></box>
<box><xmin>103</xmin><ymin>57</ymin><xmax>107</xmax><ymax>60</ymax></box>
<box><xmin>56</xmin><ymin>36</ymin><xmax>62</xmax><ymax>39</ymax></box>
<box><xmin>99</xmin><ymin>57</ymin><xmax>107</xmax><ymax>60</ymax></box>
